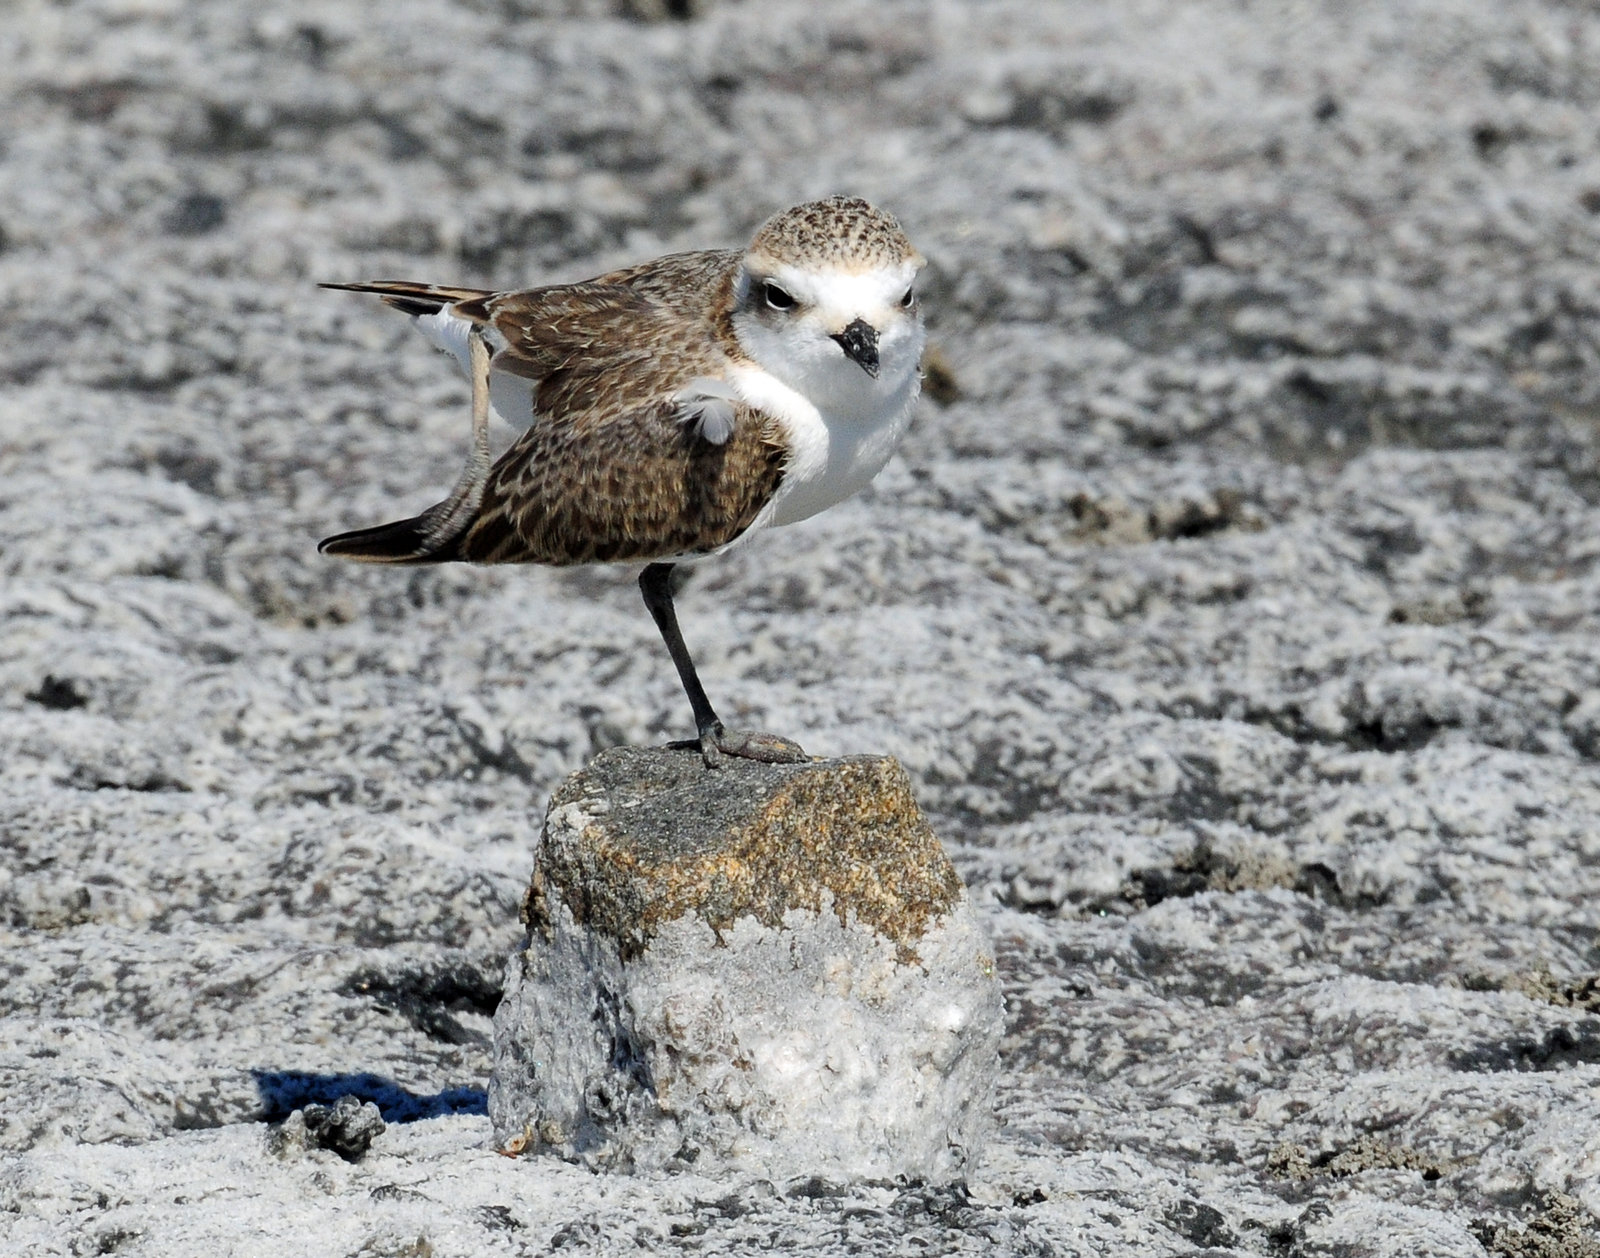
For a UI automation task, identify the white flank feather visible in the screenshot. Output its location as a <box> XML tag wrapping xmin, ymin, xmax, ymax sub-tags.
<box><xmin>414</xmin><ymin>308</ymin><xmax>534</xmax><ymax>430</ymax></box>
<box><xmin>673</xmin><ymin>377</ymin><xmax>741</xmax><ymax>445</ymax></box>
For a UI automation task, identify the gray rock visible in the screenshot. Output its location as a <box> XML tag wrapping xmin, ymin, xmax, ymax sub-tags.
<box><xmin>300</xmin><ymin>1095</ymin><xmax>388</xmax><ymax>1162</ymax></box>
<box><xmin>490</xmin><ymin>747</ymin><xmax>1003</xmax><ymax>1180</ymax></box>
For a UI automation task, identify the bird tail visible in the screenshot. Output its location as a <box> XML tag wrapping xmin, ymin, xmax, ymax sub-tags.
<box><xmin>319</xmin><ymin>280</ymin><xmax>495</xmax><ymax>319</ymax></box>
<box><xmin>318</xmin><ymin>511</ymin><xmax>465</xmax><ymax>564</ymax></box>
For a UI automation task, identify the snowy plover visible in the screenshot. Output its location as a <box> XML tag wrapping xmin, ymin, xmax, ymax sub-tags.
<box><xmin>321</xmin><ymin>196</ymin><xmax>926</xmax><ymax>766</ymax></box>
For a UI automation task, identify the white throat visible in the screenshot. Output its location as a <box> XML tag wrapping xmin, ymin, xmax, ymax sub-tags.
<box><xmin>729</xmin><ymin>269</ymin><xmax>925</xmax><ymax>532</ymax></box>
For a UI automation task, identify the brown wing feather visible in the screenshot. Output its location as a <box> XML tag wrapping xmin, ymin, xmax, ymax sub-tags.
<box><xmin>459</xmin><ymin>393</ymin><xmax>785</xmax><ymax>565</ymax></box>
<box><xmin>467</xmin><ymin>252</ymin><xmax>782</xmax><ymax>564</ymax></box>
<box><xmin>322</xmin><ymin>251</ymin><xmax>784</xmax><ymax>567</ymax></box>
<box><xmin>319</xmin><ymin>280</ymin><xmax>495</xmax><ymax>317</ymax></box>
<box><xmin>481</xmin><ymin>284</ymin><xmax>662</xmax><ymax>382</ymax></box>
<box><xmin>458</xmin><ymin>257</ymin><xmax>783</xmax><ymax>564</ymax></box>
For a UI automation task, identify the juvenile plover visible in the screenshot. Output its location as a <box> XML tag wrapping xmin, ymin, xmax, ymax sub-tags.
<box><xmin>321</xmin><ymin>195</ymin><xmax>926</xmax><ymax>766</ymax></box>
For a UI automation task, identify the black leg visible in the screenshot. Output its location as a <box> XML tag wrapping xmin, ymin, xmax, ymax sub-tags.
<box><xmin>637</xmin><ymin>563</ymin><xmax>807</xmax><ymax>768</ymax></box>
<box><xmin>639</xmin><ymin>563</ymin><xmax>723</xmax><ymax>747</ymax></box>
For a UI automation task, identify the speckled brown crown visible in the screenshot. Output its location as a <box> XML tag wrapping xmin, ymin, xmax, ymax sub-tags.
<box><xmin>745</xmin><ymin>195</ymin><xmax>921</xmax><ymax>272</ymax></box>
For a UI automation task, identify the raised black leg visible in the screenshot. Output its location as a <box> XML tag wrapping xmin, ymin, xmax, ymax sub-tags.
<box><xmin>638</xmin><ymin>563</ymin><xmax>806</xmax><ymax>768</ymax></box>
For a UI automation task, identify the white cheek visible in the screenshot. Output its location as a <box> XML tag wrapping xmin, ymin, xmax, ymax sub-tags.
<box><xmin>880</xmin><ymin>317</ymin><xmax>925</xmax><ymax>374</ymax></box>
<box><xmin>797</xmin><ymin>321</ymin><xmax>851</xmax><ymax>368</ymax></box>
<box><xmin>737</xmin><ymin>317</ymin><xmax>831</xmax><ymax>377</ymax></box>
<box><xmin>733</xmin><ymin>306</ymin><xmax>924</xmax><ymax>405</ymax></box>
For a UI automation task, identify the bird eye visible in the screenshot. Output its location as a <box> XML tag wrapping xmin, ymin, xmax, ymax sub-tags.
<box><xmin>762</xmin><ymin>281</ymin><xmax>796</xmax><ymax>311</ymax></box>
<box><xmin>898</xmin><ymin>287</ymin><xmax>916</xmax><ymax>309</ymax></box>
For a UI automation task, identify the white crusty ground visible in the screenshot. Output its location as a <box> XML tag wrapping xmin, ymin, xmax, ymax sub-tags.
<box><xmin>4</xmin><ymin>0</ymin><xmax>1600</xmax><ymax>1254</ymax></box>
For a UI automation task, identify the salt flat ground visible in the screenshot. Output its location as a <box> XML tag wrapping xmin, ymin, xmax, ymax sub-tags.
<box><xmin>3</xmin><ymin>1</ymin><xmax>1600</xmax><ymax>1254</ymax></box>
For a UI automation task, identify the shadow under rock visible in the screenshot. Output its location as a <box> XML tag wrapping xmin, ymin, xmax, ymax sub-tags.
<box><xmin>252</xmin><ymin>1070</ymin><xmax>486</xmax><ymax>1123</ymax></box>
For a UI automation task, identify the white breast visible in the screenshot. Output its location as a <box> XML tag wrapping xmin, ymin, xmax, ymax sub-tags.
<box><xmin>728</xmin><ymin>362</ymin><xmax>920</xmax><ymax>530</ymax></box>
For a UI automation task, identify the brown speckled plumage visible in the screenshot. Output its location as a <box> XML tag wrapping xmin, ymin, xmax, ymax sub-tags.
<box><xmin>462</xmin><ymin>252</ymin><xmax>784</xmax><ymax>565</ymax></box>
<box><xmin>745</xmin><ymin>196</ymin><xmax>920</xmax><ymax>274</ymax></box>
<box><xmin>321</xmin><ymin>250</ymin><xmax>784</xmax><ymax>566</ymax></box>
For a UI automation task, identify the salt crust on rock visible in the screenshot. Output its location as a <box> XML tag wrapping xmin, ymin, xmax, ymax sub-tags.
<box><xmin>491</xmin><ymin>748</ymin><xmax>1003</xmax><ymax>1180</ymax></box>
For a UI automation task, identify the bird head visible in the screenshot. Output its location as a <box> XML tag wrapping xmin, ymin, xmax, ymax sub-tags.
<box><xmin>731</xmin><ymin>196</ymin><xmax>926</xmax><ymax>414</ymax></box>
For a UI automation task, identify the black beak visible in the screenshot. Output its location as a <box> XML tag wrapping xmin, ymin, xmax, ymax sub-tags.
<box><xmin>830</xmin><ymin>318</ymin><xmax>880</xmax><ymax>378</ymax></box>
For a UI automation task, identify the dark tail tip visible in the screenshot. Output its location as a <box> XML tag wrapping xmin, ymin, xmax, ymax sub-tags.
<box><xmin>319</xmin><ymin>515</ymin><xmax>455</xmax><ymax>564</ymax></box>
<box><xmin>318</xmin><ymin>280</ymin><xmax>483</xmax><ymax>318</ymax></box>
<box><xmin>318</xmin><ymin>283</ymin><xmax>446</xmax><ymax>318</ymax></box>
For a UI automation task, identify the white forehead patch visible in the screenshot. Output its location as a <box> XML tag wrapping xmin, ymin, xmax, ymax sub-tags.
<box><xmin>763</xmin><ymin>260</ymin><xmax>921</xmax><ymax>316</ymax></box>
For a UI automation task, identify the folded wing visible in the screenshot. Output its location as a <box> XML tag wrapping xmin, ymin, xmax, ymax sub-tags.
<box><xmin>320</xmin><ymin>260</ymin><xmax>786</xmax><ymax>567</ymax></box>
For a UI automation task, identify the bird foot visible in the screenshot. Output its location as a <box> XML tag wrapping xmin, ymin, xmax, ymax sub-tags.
<box><xmin>695</xmin><ymin>723</ymin><xmax>808</xmax><ymax>768</ymax></box>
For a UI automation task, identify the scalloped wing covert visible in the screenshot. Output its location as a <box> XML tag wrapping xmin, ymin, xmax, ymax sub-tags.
<box><xmin>452</xmin><ymin>251</ymin><xmax>786</xmax><ymax>565</ymax></box>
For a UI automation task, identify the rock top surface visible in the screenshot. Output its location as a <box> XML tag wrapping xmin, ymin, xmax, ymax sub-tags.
<box><xmin>527</xmin><ymin>748</ymin><xmax>962</xmax><ymax>959</ymax></box>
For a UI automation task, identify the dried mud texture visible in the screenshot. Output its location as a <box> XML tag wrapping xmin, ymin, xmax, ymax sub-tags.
<box><xmin>526</xmin><ymin>747</ymin><xmax>962</xmax><ymax>958</ymax></box>
<box><xmin>4</xmin><ymin>0</ymin><xmax>1600</xmax><ymax>1253</ymax></box>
